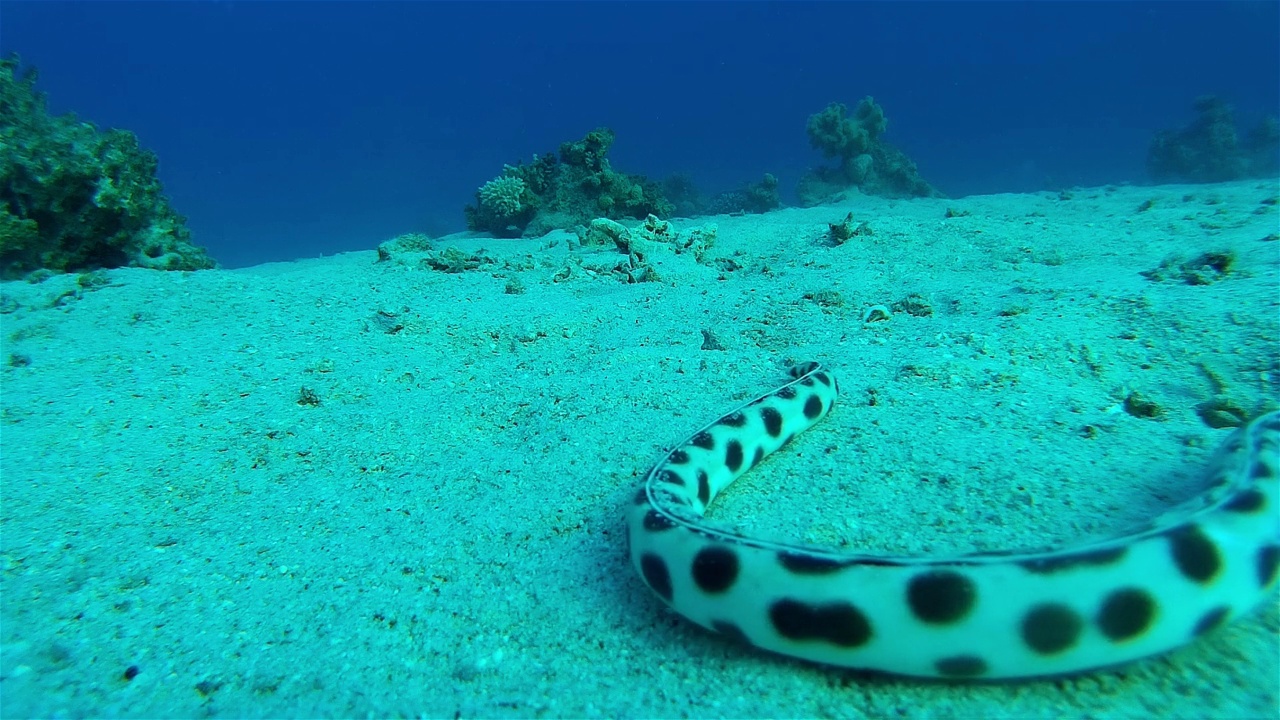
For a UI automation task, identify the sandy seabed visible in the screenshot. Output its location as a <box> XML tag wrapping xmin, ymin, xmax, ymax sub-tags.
<box><xmin>2</xmin><ymin>180</ymin><xmax>1278</xmax><ymax>718</ymax></box>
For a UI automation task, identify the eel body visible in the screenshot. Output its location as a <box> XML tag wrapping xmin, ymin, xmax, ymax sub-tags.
<box><xmin>626</xmin><ymin>362</ymin><xmax>1280</xmax><ymax>679</ymax></box>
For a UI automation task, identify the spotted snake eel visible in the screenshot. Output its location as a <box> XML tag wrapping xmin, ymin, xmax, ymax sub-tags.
<box><xmin>626</xmin><ymin>362</ymin><xmax>1280</xmax><ymax>679</ymax></box>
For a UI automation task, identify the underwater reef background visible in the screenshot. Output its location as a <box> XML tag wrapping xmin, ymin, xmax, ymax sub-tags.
<box><xmin>2</xmin><ymin>1</ymin><xmax>1277</xmax><ymax>269</ymax></box>
<box><xmin>2</xmin><ymin>3</ymin><xmax>1279</xmax><ymax>718</ymax></box>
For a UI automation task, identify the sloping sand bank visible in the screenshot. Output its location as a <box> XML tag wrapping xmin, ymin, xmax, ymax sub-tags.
<box><xmin>3</xmin><ymin>181</ymin><xmax>1277</xmax><ymax>718</ymax></box>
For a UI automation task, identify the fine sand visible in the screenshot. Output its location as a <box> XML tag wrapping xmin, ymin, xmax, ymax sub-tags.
<box><xmin>2</xmin><ymin>180</ymin><xmax>1277</xmax><ymax>718</ymax></box>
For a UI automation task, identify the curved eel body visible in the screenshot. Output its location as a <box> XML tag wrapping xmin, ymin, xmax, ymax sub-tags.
<box><xmin>626</xmin><ymin>362</ymin><xmax>1280</xmax><ymax>679</ymax></box>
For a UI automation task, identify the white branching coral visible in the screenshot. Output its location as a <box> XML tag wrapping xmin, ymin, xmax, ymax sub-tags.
<box><xmin>478</xmin><ymin>175</ymin><xmax>527</xmax><ymax>218</ymax></box>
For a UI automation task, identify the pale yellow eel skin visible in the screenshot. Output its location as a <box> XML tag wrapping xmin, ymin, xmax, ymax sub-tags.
<box><xmin>627</xmin><ymin>362</ymin><xmax>1279</xmax><ymax>679</ymax></box>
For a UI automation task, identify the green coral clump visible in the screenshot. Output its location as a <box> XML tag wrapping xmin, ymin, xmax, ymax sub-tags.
<box><xmin>1147</xmin><ymin>96</ymin><xmax>1279</xmax><ymax>183</ymax></box>
<box><xmin>799</xmin><ymin>96</ymin><xmax>939</xmax><ymax>205</ymax></box>
<box><xmin>806</xmin><ymin>98</ymin><xmax>885</xmax><ymax>163</ymax></box>
<box><xmin>705</xmin><ymin>173</ymin><xmax>781</xmax><ymax>215</ymax></box>
<box><xmin>464</xmin><ymin>127</ymin><xmax>673</xmax><ymax>238</ymax></box>
<box><xmin>0</xmin><ymin>56</ymin><xmax>215</xmax><ymax>279</ymax></box>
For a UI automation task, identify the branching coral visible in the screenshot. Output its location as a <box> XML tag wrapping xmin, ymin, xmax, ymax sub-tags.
<box><xmin>478</xmin><ymin>176</ymin><xmax>528</xmax><ymax>218</ymax></box>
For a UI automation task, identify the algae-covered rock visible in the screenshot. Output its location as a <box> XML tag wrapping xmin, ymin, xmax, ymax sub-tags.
<box><xmin>464</xmin><ymin>128</ymin><xmax>672</xmax><ymax>238</ymax></box>
<box><xmin>0</xmin><ymin>56</ymin><xmax>215</xmax><ymax>278</ymax></box>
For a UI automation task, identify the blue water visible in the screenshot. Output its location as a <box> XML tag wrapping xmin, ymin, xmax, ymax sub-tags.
<box><xmin>3</xmin><ymin>1</ymin><xmax>1277</xmax><ymax>268</ymax></box>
